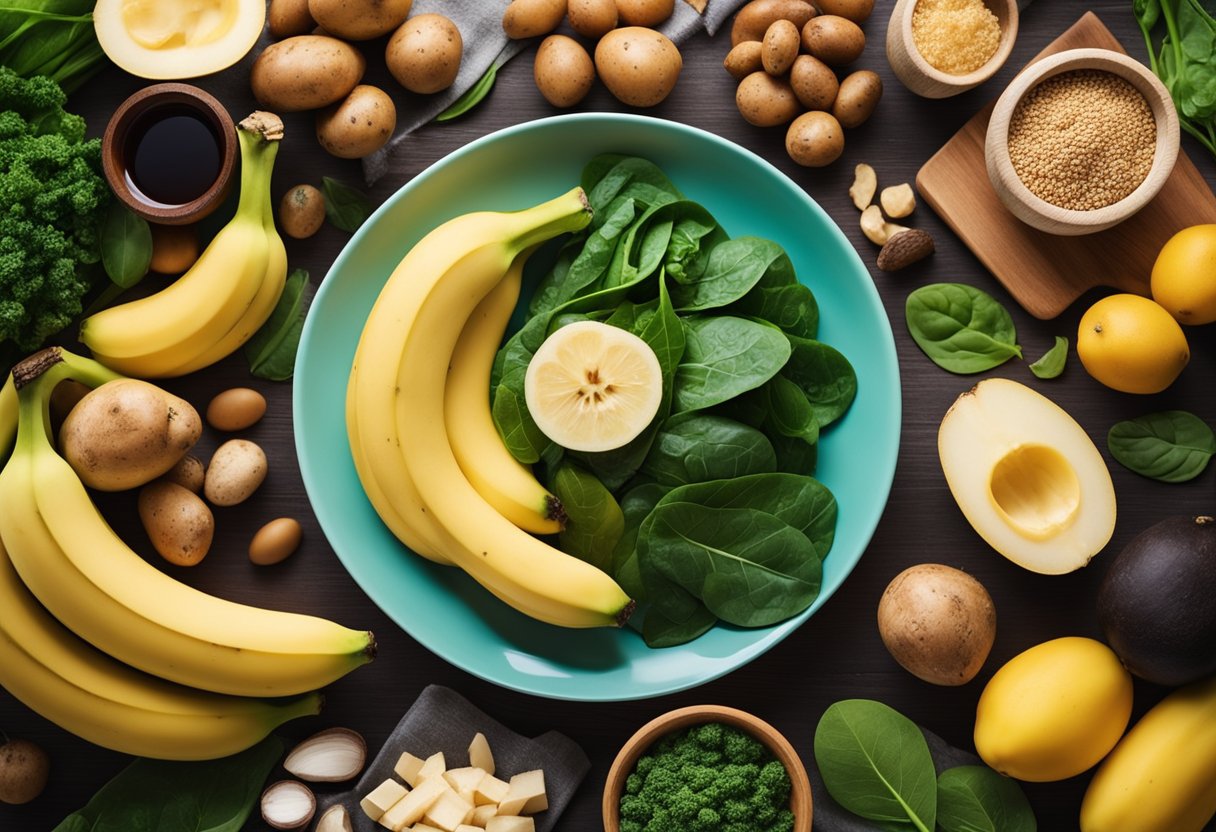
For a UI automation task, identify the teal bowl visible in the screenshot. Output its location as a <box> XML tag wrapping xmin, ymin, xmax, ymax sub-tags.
<box><xmin>294</xmin><ymin>114</ymin><xmax>900</xmax><ymax>701</ymax></box>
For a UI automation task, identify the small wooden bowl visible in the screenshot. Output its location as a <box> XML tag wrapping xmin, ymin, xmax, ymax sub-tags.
<box><xmin>102</xmin><ymin>83</ymin><xmax>236</xmax><ymax>226</ymax></box>
<box><xmin>887</xmin><ymin>0</ymin><xmax>1018</xmax><ymax>99</ymax></box>
<box><xmin>985</xmin><ymin>48</ymin><xmax>1180</xmax><ymax>236</ymax></box>
<box><xmin>602</xmin><ymin>705</ymin><xmax>812</xmax><ymax>832</ymax></box>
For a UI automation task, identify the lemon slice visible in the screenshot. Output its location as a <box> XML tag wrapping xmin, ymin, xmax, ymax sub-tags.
<box><xmin>524</xmin><ymin>320</ymin><xmax>663</xmax><ymax>452</ymax></box>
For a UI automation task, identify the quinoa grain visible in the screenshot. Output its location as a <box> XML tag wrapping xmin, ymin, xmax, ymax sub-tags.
<box><xmin>911</xmin><ymin>0</ymin><xmax>1001</xmax><ymax>75</ymax></box>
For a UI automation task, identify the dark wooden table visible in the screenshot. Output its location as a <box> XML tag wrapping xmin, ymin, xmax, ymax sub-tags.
<box><xmin>5</xmin><ymin>2</ymin><xmax>1216</xmax><ymax>829</ymax></box>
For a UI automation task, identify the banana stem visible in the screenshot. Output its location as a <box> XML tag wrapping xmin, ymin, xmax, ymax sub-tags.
<box><xmin>10</xmin><ymin>347</ymin><xmax>123</xmax><ymax>392</ymax></box>
<box><xmin>233</xmin><ymin>112</ymin><xmax>283</xmax><ymax>223</ymax></box>
<box><xmin>509</xmin><ymin>188</ymin><xmax>593</xmax><ymax>255</ymax></box>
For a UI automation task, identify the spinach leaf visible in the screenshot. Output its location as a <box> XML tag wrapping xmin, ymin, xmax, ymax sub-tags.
<box><xmin>1028</xmin><ymin>336</ymin><xmax>1068</xmax><ymax>380</ymax></box>
<box><xmin>671</xmin><ymin>237</ymin><xmax>787</xmax><ymax>310</ymax></box>
<box><xmin>937</xmin><ymin>765</ymin><xmax>1037</xmax><ymax>832</ymax></box>
<box><xmin>641</xmin><ymin>413</ymin><xmax>776</xmax><ymax>486</ymax></box>
<box><xmin>435</xmin><ymin>61</ymin><xmax>498</xmax><ymax>122</ymax></box>
<box><xmin>53</xmin><ymin>736</ymin><xmax>281</xmax><ymax>832</ymax></box>
<box><xmin>100</xmin><ymin>203</ymin><xmax>152</xmax><ymax>289</ymax></box>
<box><xmin>771</xmin><ymin>432</ymin><xmax>818</xmax><ymax>475</ymax></box>
<box><xmin>672</xmin><ymin>316</ymin><xmax>790</xmax><ymax>412</ymax></box>
<box><xmin>643</xmin><ymin>603</ymin><xmax>718</xmax><ymax>647</ymax></box>
<box><xmin>763</xmin><ymin>373</ymin><xmax>820</xmax><ymax>445</ymax></box>
<box><xmin>322</xmin><ymin>176</ymin><xmax>373</xmax><ymax>232</ymax></box>
<box><xmin>612</xmin><ymin>481</ymin><xmax>671</xmax><ymax>594</ymax></box>
<box><xmin>1107</xmin><ymin>410</ymin><xmax>1216</xmax><ymax>482</ymax></box>
<box><xmin>783</xmin><ymin>335</ymin><xmax>857</xmax><ymax>428</ymax></box>
<box><xmin>529</xmin><ymin>196</ymin><xmax>637</xmax><ymax>315</ymax></box>
<box><xmin>729</xmin><ymin>281</ymin><xmax>819</xmax><ymax>339</ymax></box>
<box><xmin>245</xmin><ymin>268</ymin><xmax>310</xmax><ymax>381</ymax></box>
<box><xmin>663</xmin><ymin>207</ymin><xmax>723</xmax><ymax>283</ymax></box>
<box><xmin>582</xmin><ymin>155</ymin><xmax>681</xmax><ymax>215</ymax></box>
<box><xmin>814</xmin><ymin>700</ymin><xmax>937</xmax><ymax>832</ymax></box>
<box><xmin>491</xmin><ymin>383</ymin><xmax>549</xmax><ymax>464</ymax></box>
<box><xmin>905</xmin><ymin>283</ymin><xmax>1022</xmax><ymax>374</ymax></box>
<box><xmin>551</xmin><ymin>462</ymin><xmax>624</xmax><ymax>573</ymax></box>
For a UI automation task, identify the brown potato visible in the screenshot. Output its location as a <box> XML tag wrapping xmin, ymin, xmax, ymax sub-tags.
<box><xmin>163</xmin><ymin>454</ymin><xmax>205</xmax><ymax>494</ymax></box>
<box><xmin>206</xmin><ymin>388</ymin><xmax>268</xmax><ymax>432</ymax></box>
<box><xmin>250</xmin><ymin>36</ymin><xmax>366</xmax><ymax>112</ymax></box>
<box><xmin>0</xmin><ymin>739</ymin><xmax>49</xmax><ymax>805</ymax></box>
<box><xmin>60</xmin><ymin>379</ymin><xmax>201</xmax><ymax>492</ymax></box>
<box><xmin>785</xmin><ymin>110</ymin><xmax>844</xmax><ymax>167</ymax></box>
<box><xmin>832</xmin><ymin>69</ymin><xmax>882</xmax><ymax>128</ymax></box>
<box><xmin>761</xmin><ymin>18</ymin><xmax>799</xmax><ymax>76</ymax></box>
<box><xmin>308</xmin><ymin>0</ymin><xmax>412</xmax><ymax>40</ymax></box>
<box><xmin>250</xmin><ymin>517</ymin><xmax>304</xmax><ymax>566</ymax></box>
<box><xmin>789</xmin><ymin>54</ymin><xmax>839</xmax><ymax>111</ymax></box>
<box><xmin>279</xmin><ymin>184</ymin><xmax>326</xmax><ymax>239</ymax></box>
<box><xmin>139</xmin><ymin>481</ymin><xmax>214</xmax><ymax>567</ymax></box>
<box><xmin>801</xmin><ymin>15</ymin><xmax>865</xmax><ymax>66</ymax></box>
<box><xmin>534</xmin><ymin>35</ymin><xmax>595</xmax><ymax>108</ymax></box>
<box><xmin>502</xmin><ymin>0</ymin><xmax>566</xmax><ymax>38</ymax></box>
<box><xmin>616</xmin><ymin>0</ymin><xmax>674</xmax><ymax>27</ymax></box>
<box><xmin>567</xmin><ymin>0</ymin><xmax>617</xmax><ymax>37</ymax></box>
<box><xmin>316</xmin><ymin>84</ymin><xmax>397</xmax><ymax>159</ymax></box>
<box><xmin>735</xmin><ymin>71</ymin><xmax>799</xmax><ymax>127</ymax></box>
<box><xmin>204</xmin><ymin>439</ymin><xmax>268</xmax><ymax>507</ymax></box>
<box><xmin>877</xmin><ymin>564</ymin><xmax>996</xmax><ymax>686</ymax></box>
<box><xmin>269</xmin><ymin>0</ymin><xmax>316</xmax><ymax>37</ymax></box>
<box><xmin>595</xmin><ymin>27</ymin><xmax>681</xmax><ymax>107</ymax></box>
<box><xmin>723</xmin><ymin>40</ymin><xmax>763</xmax><ymax>80</ymax></box>
<box><xmin>815</xmin><ymin>0</ymin><xmax>874</xmax><ymax>23</ymax></box>
<box><xmin>730</xmin><ymin>0</ymin><xmax>815</xmax><ymax>46</ymax></box>
<box><xmin>386</xmin><ymin>13</ymin><xmax>462</xmax><ymax>94</ymax></box>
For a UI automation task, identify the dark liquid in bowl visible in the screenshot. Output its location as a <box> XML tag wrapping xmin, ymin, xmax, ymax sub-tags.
<box><xmin>124</xmin><ymin>107</ymin><xmax>221</xmax><ymax>207</ymax></box>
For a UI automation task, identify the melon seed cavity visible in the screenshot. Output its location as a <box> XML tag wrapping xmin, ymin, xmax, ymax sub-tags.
<box><xmin>911</xmin><ymin>0</ymin><xmax>1001</xmax><ymax>75</ymax></box>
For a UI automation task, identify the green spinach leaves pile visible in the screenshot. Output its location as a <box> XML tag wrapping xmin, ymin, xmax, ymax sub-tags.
<box><xmin>1135</xmin><ymin>0</ymin><xmax>1216</xmax><ymax>158</ymax></box>
<box><xmin>491</xmin><ymin>155</ymin><xmax>857</xmax><ymax>647</ymax></box>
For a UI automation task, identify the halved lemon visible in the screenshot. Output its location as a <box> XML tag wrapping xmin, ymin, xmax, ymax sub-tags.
<box><xmin>524</xmin><ymin>320</ymin><xmax>663</xmax><ymax>452</ymax></box>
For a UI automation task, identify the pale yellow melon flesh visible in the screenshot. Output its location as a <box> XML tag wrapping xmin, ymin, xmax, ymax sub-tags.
<box><xmin>94</xmin><ymin>0</ymin><xmax>265</xmax><ymax>79</ymax></box>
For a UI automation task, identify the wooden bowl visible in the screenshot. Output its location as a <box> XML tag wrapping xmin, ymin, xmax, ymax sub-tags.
<box><xmin>101</xmin><ymin>83</ymin><xmax>236</xmax><ymax>226</ymax></box>
<box><xmin>602</xmin><ymin>705</ymin><xmax>812</xmax><ymax>831</ymax></box>
<box><xmin>985</xmin><ymin>48</ymin><xmax>1180</xmax><ymax>236</ymax></box>
<box><xmin>886</xmin><ymin>0</ymin><xmax>1018</xmax><ymax>98</ymax></box>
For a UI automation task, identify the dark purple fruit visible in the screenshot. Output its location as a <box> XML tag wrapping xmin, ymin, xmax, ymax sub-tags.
<box><xmin>1097</xmin><ymin>515</ymin><xmax>1216</xmax><ymax>686</ymax></box>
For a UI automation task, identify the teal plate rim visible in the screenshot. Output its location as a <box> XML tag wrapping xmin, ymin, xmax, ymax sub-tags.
<box><xmin>294</xmin><ymin>113</ymin><xmax>901</xmax><ymax>702</ymax></box>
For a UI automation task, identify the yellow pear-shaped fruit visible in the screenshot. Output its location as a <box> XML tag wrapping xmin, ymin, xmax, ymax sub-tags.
<box><xmin>1151</xmin><ymin>224</ymin><xmax>1216</xmax><ymax>324</ymax></box>
<box><xmin>1077</xmin><ymin>294</ymin><xmax>1188</xmax><ymax>394</ymax></box>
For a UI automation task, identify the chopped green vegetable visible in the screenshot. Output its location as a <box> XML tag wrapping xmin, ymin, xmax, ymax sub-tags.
<box><xmin>321</xmin><ymin>176</ymin><xmax>373</xmax><ymax>232</ymax></box>
<box><xmin>1028</xmin><ymin>335</ymin><xmax>1068</xmax><ymax>379</ymax></box>
<box><xmin>0</xmin><ymin>2</ymin><xmax>107</xmax><ymax>93</ymax></box>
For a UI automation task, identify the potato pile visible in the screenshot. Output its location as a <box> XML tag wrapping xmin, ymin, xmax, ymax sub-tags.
<box><xmin>725</xmin><ymin>0</ymin><xmax>881</xmax><ymax>167</ymax></box>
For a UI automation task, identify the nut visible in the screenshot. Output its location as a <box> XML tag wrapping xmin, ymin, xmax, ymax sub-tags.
<box><xmin>860</xmin><ymin>205</ymin><xmax>909</xmax><ymax>245</ymax></box>
<box><xmin>880</xmin><ymin>183</ymin><xmax>917</xmax><ymax>219</ymax></box>
<box><xmin>850</xmin><ymin>163</ymin><xmax>877</xmax><ymax>211</ymax></box>
<box><xmin>877</xmin><ymin>228</ymin><xmax>935</xmax><ymax>272</ymax></box>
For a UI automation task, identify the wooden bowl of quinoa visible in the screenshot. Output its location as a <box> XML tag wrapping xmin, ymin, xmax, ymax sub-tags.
<box><xmin>886</xmin><ymin>0</ymin><xmax>1019</xmax><ymax>98</ymax></box>
<box><xmin>602</xmin><ymin>704</ymin><xmax>812</xmax><ymax>832</ymax></box>
<box><xmin>985</xmin><ymin>47</ymin><xmax>1180</xmax><ymax>236</ymax></box>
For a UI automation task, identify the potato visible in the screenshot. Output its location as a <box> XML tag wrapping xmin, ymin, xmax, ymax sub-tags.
<box><xmin>149</xmin><ymin>223</ymin><xmax>199</xmax><ymax>275</ymax></box>
<box><xmin>762</xmin><ymin>19</ymin><xmax>800</xmax><ymax>76</ymax></box>
<box><xmin>49</xmin><ymin>379</ymin><xmax>90</xmax><ymax>426</ymax></box>
<box><xmin>595</xmin><ymin>27</ymin><xmax>681</xmax><ymax>107</ymax></box>
<box><xmin>832</xmin><ymin>69</ymin><xmax>882</xmax><ymax>128</ymax></box>
<box><xmin>616</xmin><ymin>0</ymin><xmax>674</xmax><ymax>27</ymax></box>
<box><xmin>815</xmin><ymin>0</ymin><xmax>874</xmax><ymax>23</ymax></box>
<box><xmin>801</xmin><ymin>15</ymin><xmax>865</xmax><ymax>66</ymax></box>
<box><xmin>139</xmin><ymin>481</ymin><xmax>215</xmax><ymax>567</ymax></box>
<box><xmin>0</xmin><ymin>738</ymin><xmax>48</xmax><ymax>805</ymax></box>
<box><xmin>249</xmin><ymin>517</ymin><xmax>304</xmax><ymax>566</ymax></box>
<box><xmin>567</xmin><ymin>0</ymin><xmax>617</xmax><ymax>38</ymax></box>
<box><xmin>269</xmin><ymin>0</ymin><xmax>316</xmax><ymax>38</ymax></box>
<box><xmin>308</xmin><ymin>0</ymin><xmax>412</xmax><ymax>40</ymax></box>
<box><xmin>279</xmin><ymin>184</ymin><xmax>326</xmax><ymax>240</ymax></box>
<box><xmin>878</xmin><ymin>563</ymin><xmax>996</xmax><ymax>686</ymax></box>
<box><xmin>785</xmin><ymin>110</ymin><xmax>844</xmax><ymax>167</ymax></box>
<box><xmin>206</xmin><ymin>387</ymin><xmax>268</xmax><ymax>432</ymax></box>
<box><xmin>316</xmin><ymin>84</ymin><xmax>397</xmax><ymax>159</ymax></box>
<box><xmin>735</xmin><ymin>71</ymin><xmax>799</xmax><ymax>126</ymax></box>
<box><xmin>502</xmin><ymin>0</ymin><xmax>566</xmax><ymax>39</ymax></box>
<box><xmin>60</xmin><ymin>379</ymin><xmax>201</xmax><ymax>492</ymax></box>
<box><xmin>789</xmin><ymin>54</ymin><xmax>839</xmax><ymax>111</ymax></box>
<box><xmin>204</xmin><ymin>439</ymin><xmax>268</xmax><ymax>507</ymax></box>
<box><xmin>534</xmin><ymin>35</ymin><xmax>595</xmax><ymax>108</ymax></box>
<box><xmin>730</xmin><ymin>0</ymin><xmax>815</xmax><ymax>46</ymax></box>
<box><xmin>723</xmin><ymin>40</ymin><xmax>763</xmax><ymax>80</ymax></box>
<box><xmin>386</xmin><ymin>13</ymin><xmax>462</xmax><ymax>94</ymax></box>
<box><xmin>163</xmin><ymin>454</ymin><xmax>205</xmax><ymax>494</ymax></box>
<box><xmin>250</xmin><ymin>35</ymin><xmax>366</xmax><ymax>112</ymax></box>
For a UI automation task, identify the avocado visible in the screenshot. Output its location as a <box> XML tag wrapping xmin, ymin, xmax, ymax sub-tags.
<box><xmin>1097</xmin><ymin>515</ymin><xmax>1216</xmax><ymax>686</ymax></box>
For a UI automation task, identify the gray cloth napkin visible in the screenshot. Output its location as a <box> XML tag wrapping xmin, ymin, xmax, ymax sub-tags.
<box><xmin>316</xmin><ymin>685</ymin><xmax>590</xmax><ymax>832</ymax></box>
<box><xmin>362</xmin><ymin>0</ymin><xmax>750</xmax><ymax>183</ymax></box>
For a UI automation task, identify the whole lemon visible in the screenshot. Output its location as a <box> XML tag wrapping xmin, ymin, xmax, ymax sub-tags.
<box><xmin>1151</xmin><ymin>224</ymin><xmax>1216</xmax><ymax>324</ymax></box>
<box><xmin>1077</xmin><ymin>294</ymin><xmax>1189</xmax><ymax>394</ymax></box>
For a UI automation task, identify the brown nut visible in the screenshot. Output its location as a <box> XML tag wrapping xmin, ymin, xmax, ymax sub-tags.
<box><xmin>850</xmin><ymin>163</ymin><xmax>877</xmax><ymax>211</ymax></box>
<box><xmin>877</xmin><ymin>228</ymin><xmax>936</xmax><ymax>272</ymax></box>
<box><xmin>860</xmin><ymin>205</ymin><xmax>909</xmax><ymax>245</ymax></box>
<box><xmin>881</xmin><ymin>183</ymin><xmax>917</xmax><ymax>219</ymax></box>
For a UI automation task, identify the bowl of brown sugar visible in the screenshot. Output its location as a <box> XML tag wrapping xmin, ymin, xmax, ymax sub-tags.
<box><xmin>887</xmin><ymin>0</ymin><xmax>1019</xmax><ymax>98</ymax></box>
<box><xmin>985</xmin><ymin>47</ymin><xmax>1179</xmax><ymax>236</ymax></box>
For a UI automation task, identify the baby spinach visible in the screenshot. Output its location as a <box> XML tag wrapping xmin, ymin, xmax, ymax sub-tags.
<box><xmin>760</xmin><ymin>374</ymin><xmax>820</xmax><ymax>450</ymax></box>
<box><xmin>937</xmin><ymin>765</ymin><xmax>1037</xmax><ymax>832</ymax></box>
<box><xmin>245</xmin><ymin>268</ymin><xmax>310</xmax><ymax>381</ymax></box>
<box><xmin>783</xmin><ymin>335</ymin><xmax>857</xmax><ymax>428</ymax></box>
<box><xmin>670</xmin><ymin>237</ymin><xmax>788</xmax><ymax>310</ymax></box>
<box><xmin>729</xmin><ymin>281</ymin><xmax>819</xmax><ymax>339</ymax></box>
<box><xmin>905</xmin><ymin>283</ymin><xmax>1022</xmax><ymax>374</ymax></box>
<box><xmin>321</xmin><ymin>176</ymin><xmax>372</xmax><ymax>233</ymax></box>
<box><xmin>1028</xmin><ymin>336</ymin><xmax>1068</xmax><ymax>380</ymax></box>
<box><xmin>641</xmin><ymin>413</ymin><xmax>776</xmax><ymax>486</ymax></box>
<box><xmin>642</xmin><ymin>603</ymin><xmax>718</xmax><ymax>647</ymax></box>
<box><xmin>551</xmin><ymin>462</ymin><xmax>623</xmax><ymax>573</ymax></box>
<box><xmin>1107</xmin><ymin>410</ymin><xmax>1216</xmax><ymax>482</ymax></box>
<box><xmin>672</xmin><ymin>316</ymin><xmax>790</xmax><ymax>412</ymax></box>
<box><xmin>611</xmin><ymin>481</ymin><xmax>671</xmax><ymax>595</ymax></box>
<box><xmin>1137</xmin><ymin>0</ymin><xmax>1216</xmax><ymax>159</ymax></box>
<box><xmin>100</xmin><ymin>203</ymin><xmax>152</xmax><ymax>290</ymax></box>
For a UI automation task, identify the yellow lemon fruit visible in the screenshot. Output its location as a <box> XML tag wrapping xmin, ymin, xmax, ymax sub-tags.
<box><xmin>975</xmin><ymin>636</ymin><xmax>1133</xmax><ymax>782</ymax></box>
<box><xmin>1077</xmin><ymin>294</ymin><xmax>1188</xmax><ymax>394</ymax></box>
<box><xmin>1151</xmin><ymin>224</ymin><xmax>1216</xmax><ymax>324</ymax></box>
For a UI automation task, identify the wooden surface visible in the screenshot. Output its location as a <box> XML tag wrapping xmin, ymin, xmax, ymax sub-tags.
<box><xmin>4</xmin><ymin>3</ymin><xmax>1216</xmax><ymax>830</ymax></box>
<box><xmin>919</xmin><ymin>12</ymin><xmax>1216</xmax><ymax>319</ymax></box>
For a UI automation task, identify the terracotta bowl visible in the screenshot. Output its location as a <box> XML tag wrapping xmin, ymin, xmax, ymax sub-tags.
<box><xmin>886</xmin><ymin>0</ymin><xmax>1019</xmax><ymax>98</ymax></box>
<box><xmin>602</xmin><ymin>705</ymin><xmax>812</xmax><ymax>832</ymax></box>
<box><xmin>985</xmin><ymin>48</ymin><xmax>1179</xmax><ymax>236</ymax></box>
<box><xmin>102</xmin><ymin>83</ymin><xmax>236</xmax><ymax>226</ymax></box>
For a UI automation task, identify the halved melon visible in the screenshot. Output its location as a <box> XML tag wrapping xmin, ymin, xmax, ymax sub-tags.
<box><xmin>94</xmin><ymin>0</ymin><xmax>266</xmax><ymax>79</ymax></box>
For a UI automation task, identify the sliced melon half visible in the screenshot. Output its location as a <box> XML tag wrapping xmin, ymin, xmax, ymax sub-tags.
<box><xmin>94</xmin><ymin>0</ymin><xmax>266</xmax><ymax>79</ymax></box>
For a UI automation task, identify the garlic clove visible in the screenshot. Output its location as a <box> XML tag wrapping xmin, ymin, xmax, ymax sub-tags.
<box><xmin>315</xmin><ymin>803</ymin><xmax>354</xmax><ymax>832</ymax></box>
<box><xmin>260</xmin><ymin>780</ymin><xmax>316</xmax><ymax>830</ymax></box>
<box><xmin>283</xmin><ymin>727</ymin><xmax>367</xmax><ymax>782</ymax></box>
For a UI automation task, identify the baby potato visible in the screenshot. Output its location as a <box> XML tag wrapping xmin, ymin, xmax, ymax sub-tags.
<box><xmin>730</xmin><ymin>0</ymin><xmax>815</xmax><ymax>46</ymax></box>
<box><xmin>308</xmin><ymin>0</ymin><xmax>412</xmax><ymax>40</ymax></box>
<box><xmin>534</xmin><ymin>35</ymin><xmax>595</xmax><ymax>108</ymax></box>
<box><xmin>502</xmin><ymin>0</ymin><xmax>566</xmax><ymax>38</ymax></box>
<box><xmin>0</xmin><ymin>738</ymin><xmax>49</xmax><ymax>805</ymax></box>
<box><xmin>139</xmin><ymin>481</ymin><xmax>215</xmax><ymax>567</ymax></box>
<box><xmin>316</xmin><ymin>84</ymin><xmax>397</xmax><ymax>159</ymax></box>
<box><xmin>790</xmin><ymin>54</ymin><xmax>839</xmax><ymax>111</ymax></box>
<box><xmin>279</xmin><ymin>184</ymin><xmax>326</xmax><ymax>240</ymax></box>
<box><xmin>250</xmin><ymin>35</ymin><xmax>366</xmax><ymax>111</ymax></box>
<box><xmin>386</xmin><ymin>13</ymin><xmax>462</xmax><ymax>94</ymax></box>
<box><xmin>206</xmin><ymin>387</ymin><xmax>268</xmax><ymax>432</ymax></box>
<box><xmin>595</xmin><ymin>27</ymin><xmax>682</xmax><ymax>107</ymax></box>
<box><xmin>163</xmin><ymin>454</ymin><xmax>205</xmax><ymax>494</ymax></box>
<box><xmin>723</xmin><ymin>40</ymin><xmax>763</xmax><ymax>80</ymax></box>
<box><xmin>801</xmin><ymin>14</ymin><xmax>865</xmax><ymax>66</ymax></box>
<box><xmin>735</xmin><ymin>71</ymin><xmax>800</xmax><ymax>126</ymax></box>
<box><xmin>785</xmin><ymin>110</ymin><xmax>844</xmax><ymax>167</ymax></box>
<box><xmin>249</xmin><ymin>517</ymin><xmax>304</xmax><ymax>566</ymax></box>
<box><xmin>269</xmin><ymin>0</ymin><xmax>316</xmax><ymax>37</ymax></box>
<box><xmin>567</xmin><ymin>0</ymin><xmax>616</xmax><ymax>37</ymax></box>
<box><xmin>149</xmin><ymin>223</ymin><xmax>199</xmax><ymax>275</ymax></box>
<box><xmin>832</xmin><ymin>69</ymin><xmax>882</xmax><ymax>128</ymax></box>
<box><xmin>762</xmin><ymin>18</ymin><xmax>800</xmax><ymax>76</ymax></box>
<box><xmin>204</xmin><ymin>439</ymin><xmax>269</xmax><ymax>507</ymax></box>
<box><xmin>815</xmin><ymin>0</ymin><xmax>874</xmax><ymax>23</ymax></box>
<box><xmin>616</xmin><ymin>0</ymin><xmax>674</xmax><ymax>27</ymax></box>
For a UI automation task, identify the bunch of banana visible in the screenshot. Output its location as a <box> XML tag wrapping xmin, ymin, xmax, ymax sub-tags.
<box><xmin>346</xmin><ymin>188</ymin><xmax>635</xmax><ymax>628</ymax></box>
<box><xmin>79</xmin><ymin>112</ymin><xmax>289</xmax><ymax>378</ymax></box>
<box><xmin>0</xmin><ymin>348</ymin><xmax>373</xmax><ymax>758</ymax></box>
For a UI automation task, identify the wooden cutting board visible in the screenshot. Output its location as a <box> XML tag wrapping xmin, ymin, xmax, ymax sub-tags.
<box><xmin>916</xmin><ymin>12</ymin><xmax>1216</xmax><ymax>320</ymax></box>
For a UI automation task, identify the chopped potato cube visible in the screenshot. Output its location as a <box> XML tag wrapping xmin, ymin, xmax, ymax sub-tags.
<box><xmin>424</xmin><ymin>789</ymin><xmax>475</xmax><ymax>831</ymax></box>
<box><xmin>361</xmin><ymin>778</ymin><xmax>408</xmax><ymax>821</ymax></box>
<box><xmin>497</xmin><ymin>770</ymin><xmax>546</xmax><ymax>816</ymax></box>
<box><xmin>468</xmin><ymin>732</ymin><xmax>495</xmax><ymax>775</ymax></box>
<box><xmin>473</xmin><ymin>774</ymin><xmax>509</xmax><ymax>806</ymax></box>
<box><xmin>470</xmin><ymin>803</ymin><xmax>497</xmax><ymax>826</ymax></box>
<box><xmin>411</xmin><ymin>825</ymin><xmax>444</xmax><ymax>832</ymax></box>
<box><xmin>444</xmin><ymin>766</ymin><xmax>487</xmax><ymax>802</ymax></box>
<box><xmin>455</xmin><ymin>826</ymin><xmax>483</xmax><ymax>832</ymax></box>
<box><xmin>378</xmin><ymin>794</ymin><xmax>416</xmax><ymax>832</ymax></box>
<box><xmin>485</xmin><ymin>816</ymin><xmax>535</xmax><ymax>832</ymax></box>
<box><xmin>382</xmin><ymin>776</ymin><xmax>450</xmax><ymax>830</ymax></box>
<box><xmin>395</xmin><ymin>752</ymin><xmax>427</xmax><ymax>787</ymax></box>
<box><xmin>417</xmin><ymin>751</ymin><xmax>447</xmax><ymax>784</ymax></box>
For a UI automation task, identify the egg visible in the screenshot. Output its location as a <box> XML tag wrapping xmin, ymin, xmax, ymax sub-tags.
<box><xmin>595</xmin><ymin>27</ymin><xmax>682</xmax><ymax>107</ymax></box>
<box><xmin>249</xmin><ymin>518</ymin><xmax>304</xmax><ymax>566</ymax></box>
<box><xmin>534</xmin><ymin>35</ymin><xmax>596</xmax><ymax>108</ymax></box>
<box><xmin>206</xmin><ymin>387</ymin><xmax>267</xmax><ymax>432</ymax></box>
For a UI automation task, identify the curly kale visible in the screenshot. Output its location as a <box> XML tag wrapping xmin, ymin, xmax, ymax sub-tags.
<box><xmin>0</xmin><ymin>67</ymin><xmax>108</xmax><ymax>362</ymax></box>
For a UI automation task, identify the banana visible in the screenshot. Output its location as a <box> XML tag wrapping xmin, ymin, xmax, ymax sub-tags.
<box><xmin>1080</xmin><ymin>674</ymin><xmax>1216</xmax><ymax>832</ymax></box>
<box><xmin>0</xmin><ymin>350</ymin><xmax>375</xmax><ymax>697</ymax></box>
<box><xmin>0</xmin><ymin>374</ymin><xmax>14</xmax><ymax>463</ymax></box>
<box><xmin>444</xmin><ymin>251</ymin><xmax>565</xmax><ymax>535</ymax></box>
<box><xmin>79</xmin><ymin>113</ymin><xmax>281</xmax><ymax>378</ymax></box>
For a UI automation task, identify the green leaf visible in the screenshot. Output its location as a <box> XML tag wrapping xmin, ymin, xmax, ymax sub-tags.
<box><xmin>53</xmin><ymin>736</ymin><xmax>281</xmax><ymax>832</ymax></box>
<box><xmin>671</xmin><ymin>316</ymin><xmax>791</xmax><ymax>412</ymax></box>
<box><xmin>244</xmin><ymin>268</ymin><xmax>309</xmax><ymax>381</ymax></box>
<box><xmin>782</xmin><ymin>335</ymin><xmax>857</xmax><ymax>428</ymax></box>
<box><xmin>670</xmin><ymin>237</ymin><xmax>787</xmax><ymax>311</ymax></box>
<box><xmin>1028</xmin><ymin>336</ymin><xmax>1068</xmax><ymax>379</ymax></box>
<box><xmin>100</xmin><ymin>203</ymin><xmax>152</xmax><ymax>289</ymax></box>
<box><xmin>905</xmin><ymin>283</ymin><xmax>1022</xmax><ymax>374</ymax></box>
<box><xmin>436</xmin><ymin>62</ymin><xmax>498</xmax><ymax>122</ymax></box>
<box><xmin>551</xmin><ymin>462</ymin><xmax>624</xmax><ymax>573</ymax></box>
<box><xmin>641</xmin><ymin>413</ymin><xmax>776</xmax><ymax>486</ymax></box>
<box><xmin>642</xmin><ymin>603</ymin><xmax>717</xmax><ymax>647</ymax></box>
<box><xmin>1107</xmin><ymin>410</ymin><xmax>1216</xmax><ymax>482</ymax></box>
<box><xmin>937</xmin><ymin>765</ymin><xmax>1037</xmax><ymax>832</ymax></box>
<box><xmin>814</xmin><ymin>699</ymin><xmax>937</xmax><ymax>832</ymax></box>
<box><xmin>321</xmin><ymin>176</ymin><xmax>373</xmax><ymax>232</ymax></box>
